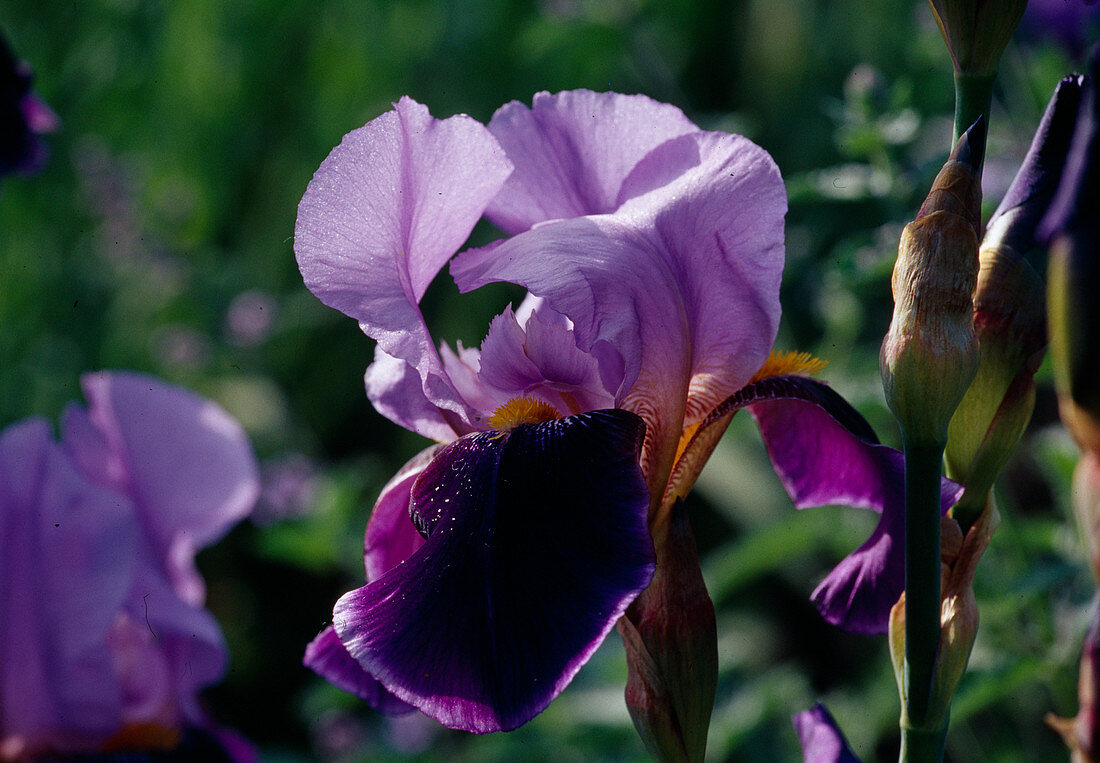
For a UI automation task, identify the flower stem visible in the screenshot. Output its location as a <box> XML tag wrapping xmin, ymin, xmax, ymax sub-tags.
<box><xmin>952</xmin><ymin>72</ymin><xmax>995</xmax><ymax>150</ymax></box>
<box><xmin>903</xmin><ymin>440</ymin><xmax>946</xmax><ymax>761</ymax></box>
<box><xmin>900</xmin><ymin>722</ymin><xmax>948</xmax><ymax>763</ymax></box>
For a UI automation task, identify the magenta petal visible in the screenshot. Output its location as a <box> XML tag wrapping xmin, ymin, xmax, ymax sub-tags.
<box><xmin>793</xmin><ymin>703</ymin><xmax>861</xmax><ymax>763</ymax></box>
<box><xmin>714</xmin><ymin>375</ymin><xmax>961</xmax><ymax>633</ymax></box>
<box><xmin>363</xmin><ymin>445</ymin><xmax>438</xmax><ymax>582</ymax></box>
<box><xmin>0</xmin><ymin>419</ymin><xmax>137</xmax><ymax>750</ymax></box>
<box><xmin>64</xmin><ymin>372</ymin><xmax>260</xmax><ymax>607</ymax></box>
<box><xmin>485</xmin><ymin>90</ymin><xmax>698</xmax><ymax>233</ymax></box>
<box><xmin>333</xmin><ymin>410</ymin><xmax>653</xmax><ymax>732</ymax></box>
<box><xmin>296</xmin><ymin>97</ymin><xmax>513</xmax><ymax>432</ymax></box>
<box><xmin>305</xmin><ymin>448</ymin><xmax>435</xmax><ymax>714</ymax></box>
<box><xmin>304</xmin><ymin>627</ymin><xmax>414</xmax><ymax>716</ymax></box>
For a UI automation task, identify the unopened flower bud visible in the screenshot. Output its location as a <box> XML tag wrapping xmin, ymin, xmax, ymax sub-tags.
<box><xmin>1042</xmin><ymin>61</ymin><xmax>1100</xmax><ymax>454</ymax></box>
<box><xmin>619</xmin><ymin>499</ymin><xmax>716</xmax><ymax>763</ymax></box>
<box><xmin>889</xmin><ymin>504</ymin><xmax>998</xmax><ymax>732</ymax></box>
<box><xmin>881</xmin><ymin>119</ymin><xmax>985</xmax><ymax>446</ymax></box>
<box><xmin>945</xmin><ymin>79</ymin><xmax>1084</xmax><ymax>521</ymax></box>
<box><xmin>927</xmin><ymin>0</ymin><xmax>1028</xmax><ymax>77</ymax></box>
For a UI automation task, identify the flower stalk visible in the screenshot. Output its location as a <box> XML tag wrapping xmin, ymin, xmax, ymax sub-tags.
<box><xmin>881</xmin><ymin>118</ymin><xmax>985</xmax><ymax>762</ymax></box>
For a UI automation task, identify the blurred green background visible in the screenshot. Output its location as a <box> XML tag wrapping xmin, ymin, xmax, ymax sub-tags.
<box><xmin>1</xmin><ymin>0</ymin><xmax>1097</xmax><ymax>760</ymax></box>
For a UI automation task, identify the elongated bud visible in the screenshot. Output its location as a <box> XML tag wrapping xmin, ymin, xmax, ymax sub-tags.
<box><xmin>1042</xmin><ymin>60</ymin><xmax>1100</xmax><ymax>454</ymax></box>
<box><xmin>889</xmin><ymin>505</ymin><xmax>997</xmax><ymax>733</ymax></box>
<box><xmin>927</xmin><ymin>0</ymin><xmax>1027</xmax><ymax>77</ymax></box>
<box><xmin>619</xmin><ymin>500</ymin><xmax>716</xmax><ymax>763</ymax></box>
<box><xmin>881</xmin><ymin>119</ymin><xmax>985</xmax><ymax>446</ymax></box>
<box><xmin>946</xmin><ymin>79</ymin><xmax>1085</xmax><ymax>524</ymax></box>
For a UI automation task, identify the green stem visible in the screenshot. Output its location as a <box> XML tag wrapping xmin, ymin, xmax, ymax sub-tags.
<box><xmin>952</xmin><ymin>72</ymin><xmax>995</xmax><ymax>150</ymax></box>
<box><xmin>903</xmin><ymin>441</ymin><xmax>945</xmax><ymax>754</ymax></box>
<box><xmin>899</xmin><ymin>722</ymin><xmax>948</xmax><ymax>763</ymax></box>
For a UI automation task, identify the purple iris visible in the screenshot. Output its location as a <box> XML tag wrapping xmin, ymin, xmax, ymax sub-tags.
<box><xmin>0</xmin><ymin>30</ymin><xmax>57</xmax><ymax>178</ymax></box>
<box><xmin>295</xmin><ymin>90</ymin><xmax>957</xmax><ymax>732</ymax></box>
<box><xmin>0</xmin><ymin>372</ymin><xmax>259</xmax><ymax>759</ymax></box>
<box><xmin>793</xmin><ymin>703</ymin><xmax>862</xmax><ymax>762</ymax></box>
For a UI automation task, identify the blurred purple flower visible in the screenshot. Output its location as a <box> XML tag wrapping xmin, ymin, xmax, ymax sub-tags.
<box><xmin>253</xmin><ymin>452</ymin><xmax>317</xmax><ymax>525</ymax></box>
<box><xmin>0</xmin><ymin>372</ymin><xmax>259</xmax><ymax>759</ymax></box>
<box><xmin>1021</xmin><ymin>0</ymin><xmax>1100</xmax><ymax>59</ymax></box>
<box><xmin>0</xmin><ymin>29</ymin><xmax>57</xmax><ymax>179</ymax></box>
<box><xmin>226</xmin><ymin>290</ymin><xmax>277</xmax><ymax>347</ymax></box>
<box><xmin>793</xmin><ymin>703</ymin><xmax>861</xmax><ymax>763</ymax></box>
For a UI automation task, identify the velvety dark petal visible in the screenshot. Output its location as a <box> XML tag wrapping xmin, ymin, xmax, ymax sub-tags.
<box><xmin>304</xmin><ymin>627</ymin><xmax>414</xmax><ymax>715</ymax></box>
<box><xmin>793</xmin><ymin>703</ymin><xmax>861</xmax><ymax>763</ymax></box>
<box><xmin>710</xmin><ymin>375</ymin><xmax>961</xmax><ymax>633</ymax></box>
<box><xmin>333</xmin><ymin>409</ymin><xmax>653</xmax><ymax>732</ymax></box>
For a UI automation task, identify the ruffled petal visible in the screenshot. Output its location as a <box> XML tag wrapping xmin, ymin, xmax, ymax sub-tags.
<box><xmin>332</xmin><ymin>410</ymin><xmax>653</xmax><ymax>732</ymax></box>
<box><xmin>0</xmin><ymin>419</ymin><xmax>137</xmax><ymax>752</ymax></box>
<box><xmin>304</xmin><ymin>627</ymin><xmax>414</xmax><ymax>716</ymax></box>
<box><xmin>365</xmin><ymin>347</ymin><xmax>475</xmax><ymax>440</ymax></box>
<box><xmin>703</xmin><ymin>375</ymin><xmax>961</xmax><ymax>633</ymax></box>
<box><xmin>793</xmin><ymin>703</ymin><xmax>861</xmax><ymax>763</ymax></box>
<box><xmin>296</xmin><ymin>97</ymin><xmax>513</xmax><ymax>431</ymax></box>
<box><xmin>485</xmin><ymin>90</ymin><xmax>698</xmax><ymax>234</ymax></box>
<box><xmin>477</xmin><ymin>307</ymin><xmax>615</xmax><ymax>414</ymax></box>
<box><xmin>453</xmin><ymin>130</ymin><xmax>785</xmax><ymax>490</ymax></box>
<box><xmin>63</xmin><ymin>372</ymin><xmax>260</xmax><ymax>607</ymax></box>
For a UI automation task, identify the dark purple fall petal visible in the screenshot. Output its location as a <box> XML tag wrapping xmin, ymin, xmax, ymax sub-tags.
<box><xmin>304</xmin><ymin>627</ymin><xmax>414</xmax><ymax>716</ymax></box>
<box><xmin>793</xmin><ymin>703</ymin><xmax>862</xmax><ymax>763</ymax></box>
<box><xmin>332</xmin><ymin>409</ymin><xmax>654</xmax><ymax>732</ymax></box>
<box><xmin>716</xmin><ymin>375</ymin><xmax>962</xmax><ymax>634</ymax></box>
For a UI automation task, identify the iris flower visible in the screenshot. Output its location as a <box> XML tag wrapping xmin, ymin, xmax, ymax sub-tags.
<box><xmin>296</xmin><ymin>91</ymin><xmax>960</xmax><ymax>733</ymax></box>
<box><xmin>0</xmin><ymin>372</ymin><xmax>259</xmax><ymax>759</ymax></box>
